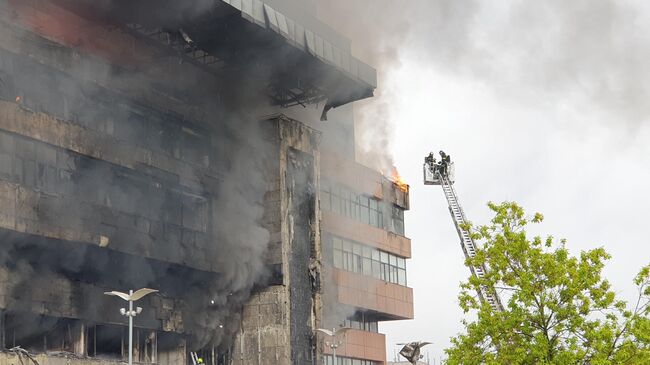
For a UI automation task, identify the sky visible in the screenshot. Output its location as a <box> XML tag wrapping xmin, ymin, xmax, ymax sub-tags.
<box><xmin>319</xmin><ymin>0</ymin><xmax>650</xmax><ymax>362</ymax></box>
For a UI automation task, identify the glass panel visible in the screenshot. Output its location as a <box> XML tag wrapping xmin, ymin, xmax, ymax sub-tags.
<box><xmin>398</xmin><ymin>268</ymin><xmax>407</xmax><ymax>286</ymax></box>
<box><xmin>371</xmin><ymin>261</ymin><xmax>380</xmax><ymax>279</ymax></box>
<box><xmin>333</xmin><ymin>237</ymin><xmax>342</xmax><ymax>250</ymax></box>
<box><xmin>369</xmin><ymin>210</ymin><xmax>378</xmax><ymax>227</ymax></box>
<box><xmin>350</xmin><ymin>201</ymin><xmax>358</xmax><ymax>219</ymax></box>
<box><xmin>369</xmin><ymin>198</ymin><xmax>377</xmax><ymax>210</ymax></box>
<box><xmin>390</xmin><ymin>254</ymin><xmax>398</xmax><ymax>266</ymax></box>
<box><xmin>391</xmin><ymin>266</ymin><xmax>398</xmax><ymax>284</ymax></box>
<box><xmin>398</xmin><ymin>257</ymin><xmax>406</xmax><ymax>268</ymax></box>
<box><xmin>333</xmin><ymin>250</ymin><xmax>342</xmax><ymax>269</ymax></box>
<box><xmin>380</xmin><ymin>251</ymin><xmax>389</xmax><ymax>263</ymax></box>
<box><xmin>371</xmin><ymin>250</ymin><xmax>380</xmax><ymax>261</ymax></box>
<box><xmin>353</xmin><ymin>243</ymin><xmax>362</xmax><ymax>255</ymax></box>
<box><xmin>332</xmin><ymin>195</ymin><xmax>340</xmax><ymax>214</ymax></box>
<box><xmin>362</xmin><ymin>258</ymin><xmax>372</xmax><ymax>276</ymax></box>
<box><xmin>359</xmin><ymin>196</ymin><xmax>369</xmax><ymax>207</ymax></box>
<box><xmin>321</xmin><ymin>191</ymin><xmax>330</xmax><ymax>210</ymax></box>
<box><xmin>360</xmin><ymin>206</ymin><xmax>369</xmax><ymax>224</ymax></box>
<box><xmin>343</xmin><ymin>239</ymin><xmax>352</xmax><ymax>251</ymax></box>
<box><xmin>393</xmin><ymin>219</ymin><xmax>404</xmax><ymax>235</ymax></box>
<box><xmin>346</xmin><ymin>253</ymin><xmax>353</xmax><ymax>271</ymax></box>
<box><xmin>362</xmin><ymin>246</ymin><xmax>372</xmax><ymax>258</ymax></box>
<box><xmin>343</xmin><ymin>191</ymin><xmax>351</xmax><ymax>216</ymax></box>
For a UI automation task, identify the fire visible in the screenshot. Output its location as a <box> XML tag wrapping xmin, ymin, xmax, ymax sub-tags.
<box><xmin>15</xmin><ymin>96</ymin><xmax>21</xmax><ymax>103</ymax></box>
<box><xmin>391</xmin><ymin>167</ymin><xmax>409</xmax><ymax>192</ymax></box>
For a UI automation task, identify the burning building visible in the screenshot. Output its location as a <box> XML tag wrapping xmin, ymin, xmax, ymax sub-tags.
<box><xmin>0</xmin><ymin>0</ymin><xmax>412</xmax><ymax>364</ymax></box>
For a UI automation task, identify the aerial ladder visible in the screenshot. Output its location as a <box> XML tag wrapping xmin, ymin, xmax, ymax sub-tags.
<box><xmin>423</xmin><ymin>152</ymin><xmax>504</xmax><ymax>312</ymax></box>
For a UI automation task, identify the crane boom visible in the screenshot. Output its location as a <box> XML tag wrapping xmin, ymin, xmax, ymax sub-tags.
<box><xmin>424</xmin><ymin>152</ymin><xmax>504</xmax><ymax>312</ymax></box>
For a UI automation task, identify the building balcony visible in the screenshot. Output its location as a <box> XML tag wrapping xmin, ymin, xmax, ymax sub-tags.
<box><xmin>321</xmin><ymin>329</ymin><xmax>386</xmax><ymax>363</ymax></box>
<box><xmin>332</xmin><ymin>269</ymin><xmax>413</xmax><ymax>320</ymax></box>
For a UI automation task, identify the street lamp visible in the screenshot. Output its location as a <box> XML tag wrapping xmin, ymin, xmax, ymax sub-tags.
<box><xmin>316</xmin><ymin>327</ymin><xmax>351</xmax><ymax>365</ymax></box>
<box><xmin>104</xmin><ymin>288</ymin><xmax>159</xmax><ymax>365</ymax></box>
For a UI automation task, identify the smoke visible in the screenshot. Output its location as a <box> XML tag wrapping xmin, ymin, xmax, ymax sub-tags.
<box><xmin>186</xmin><ymin>103</ymin><xmax>273</xmax><ymax>350</ymax></box>
<box><xmin>0</xmin><ymin>0</ymin><xmax>275</xmax><ymax>353</ymax></box>
<box><xmin>321</xmin><ymin>0</ymin><xmax>650</xmax><ymax>128</ymax></box>
<box><xmin>316</xmin><ymin>1</ymin><xmax>411</xmax><ymax>174</ymax></box>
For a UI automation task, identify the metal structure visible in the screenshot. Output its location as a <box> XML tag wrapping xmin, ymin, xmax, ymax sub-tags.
<box><xmin>106</xmin><ymin>0</ymin><xmax>377</xmax><ymax>112</ymax></box>
<box><xmin>397</xmin><ymin>341</ymin><xmax>432</xmax><ymax>365</ymax></box>
<box><xmin>423</xmin><ymin>152</ymin><xmax>504</xmax><ymax>312</ymax></box>
<box><xmin>104</xmin><ymin>288</ymin><xmax>159</xmax><ymax>365</ymax></box>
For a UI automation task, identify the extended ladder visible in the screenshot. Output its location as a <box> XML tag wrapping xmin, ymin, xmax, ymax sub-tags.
<box><xmin>423</xmin><ymin>152</ymin><xmax>504</xmax><ymax>312</ymax></box>
<box><xmin>439</xmin><ymin>174</ymin><xmax>504</xmax><ymax>312</ymax></box>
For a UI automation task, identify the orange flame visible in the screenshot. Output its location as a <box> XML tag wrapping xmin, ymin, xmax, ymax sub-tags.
<box><xmin>390</xmin><ymin>167</ymin><xmax>409</xmax><ymax>192</ymax></box>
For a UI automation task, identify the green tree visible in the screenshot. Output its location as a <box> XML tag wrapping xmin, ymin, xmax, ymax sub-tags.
<box><xmin>445</xmin><ymin>202</ymin><xmax>650</xmax><ymax>365</ymax></box>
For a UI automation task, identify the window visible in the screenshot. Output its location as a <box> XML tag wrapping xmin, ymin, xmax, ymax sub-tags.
<box><xmin>321</xmin><ymin>182</ymin><xmax>384</xmax><ymax>229</ymax></box>
<box><xmin>330</xmin><ymin>235</ymin><xmax>407</xmax><ymax>286</ymax></box>
<box><xmin>321</xmin><ymin>185</ymin><xmax>331</xmax><ymax>211</ymax></box>
<box><xmin>341</xmin><ymin>312</ymin><xmax>379</xmax><ymax>333</ymax></box>
<box><xmin>391</xmin><ymin>205</ymin><xmax>405</xmax><ymax>235</ymax></box>
<box><xmin>322</xmin><ymin>355</ymin><xmax>377</xmax><ymax>365</ymax></box>
<box><xmin>398</xmin><ymin>257</ymin><xmax>407</xmax><ymax>286</ymax></box>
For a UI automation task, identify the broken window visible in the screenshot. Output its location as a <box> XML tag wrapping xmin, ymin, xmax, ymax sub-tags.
<box><xmin>3</xmin><ymin>313</ymin><xmax>79</xmax><ymax>353</ymax></box>
<box><xmin>391</xmin><ymin>205</ymin><xmax>405</xmax><ymax>236</ymax></box>
<box><xmin>87</xmin><ymin>324</ymin><xmax>125</xmax><ymax>360</ymax></box>
<box><xmin>134</xmin><ymin>329</ymin><xmax>157</xmax><ymax>363</ymax></box>
<box><xmin>341</xmin><ymin>312</ymin><xmax>379</xmax><ymax>333</ymax></box>
<box><xmin>157</xmin><ymin>332</ymin><xmax>186</xmax><ymax>365</ymax></box>
<box><xmin>192</xmin><ymin>347</ymin><xmax>226</xmax><ymax>365</ymax></box>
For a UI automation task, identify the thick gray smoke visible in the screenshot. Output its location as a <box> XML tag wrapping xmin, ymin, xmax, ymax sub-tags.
<box><xmin>187</xmin><ymin>104</ymin><xmax>273</xmax><ymax>350</ymax></box>
<box><xmin>319</xmin><ymin>0</ymin><xmax>650</xmax><ymax>128</ymax></box>
<box><xmin>316</xmin><ymin>1</ymin><xmax>410</xmax><ymax>174</ymax></box>
<box><xmin>0</xmin><ymin>0</ymin><xmax>274</xmax><ymax>353</ymax></box>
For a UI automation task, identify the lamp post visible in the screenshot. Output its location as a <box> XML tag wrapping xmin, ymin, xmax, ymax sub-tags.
<box><xmin>104</xmin><ymin>288</ymin><xmax>159</xmax><ymax>365</ymax></box>
<box><xmin>316</xmin><ymin>327</ymin><xmax>350</xmax><ymax>365</ymax></box>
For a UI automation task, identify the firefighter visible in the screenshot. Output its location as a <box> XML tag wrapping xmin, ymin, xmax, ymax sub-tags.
<box><xmin>425</xmin><ymin>152</ymin><xmax>438</xmax><ymax>175</ymax></box>
<box><xmin>439</xmin><ymin>150</ymin><xmax>448</xmax><ymax>176</ymax></box>
<box><xmin>197</xmin><ymin>358</ymin><xmax>204</xmax><ymax>364</ymax></box>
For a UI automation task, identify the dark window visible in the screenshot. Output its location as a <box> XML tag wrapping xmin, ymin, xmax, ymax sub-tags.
<box><xmin>391</xmin><ymin>205</ymin><xmax>405</xmax><ymax>235</ymax></box>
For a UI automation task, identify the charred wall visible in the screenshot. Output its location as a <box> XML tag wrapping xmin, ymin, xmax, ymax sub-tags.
<box><xmin>231</xmin><ymin>116</ymin><xmax>321</xmax><ymax>365</ymax></box>
<box><xmin>287</xmin><ymin>147</ymin><xmax>316</xmax><ymax>364</ymax></box>
<box><xmin>0</xmin><ymin>1</ymin><xmax>281</xmax><ymax>362</ymax></box>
